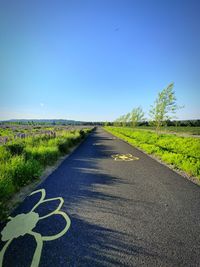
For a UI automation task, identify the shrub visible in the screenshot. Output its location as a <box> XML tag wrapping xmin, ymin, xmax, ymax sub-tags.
<box><xmin>0</xmin><ymin>163</ymin><xmax>15</xmax><ymax>199</ymax></box>
<box><xmin>25</xmin><ymin>146</ymin><xmax>60</xmax><ymax>166</ymax></box>
<box><xmin>57</xmin><ymin>139</ymin><xmax>71</xmax><ymax>154</ymax></box>
<box><xmin>6</xmin><ymin>142</ymin><xmax>25</xmax><ymax>155</ymax></box>
<box><xmin>0</xmin><ymin>146</ymin><xmax>11</xmax><ymax>163</ymax></box>
<box><xmin>70</xmin><ymin>135</ymin><xmax>80</xmax><ymax>145</ymax></box>
<box><xmin>9</xmin><ymin>156</ymin><xmax>42</xmax><ymax>188</ymax></box>
<box><xmin>79</xmin><ymin>129</ymin><xmax>86</xmax><ymax>139</ymax></box>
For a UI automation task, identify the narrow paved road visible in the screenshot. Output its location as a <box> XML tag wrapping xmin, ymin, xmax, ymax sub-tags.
<box><xmin>1</xmin><ymin>128</ymin><xmax>200</xmax><ymax>267</ymax></box>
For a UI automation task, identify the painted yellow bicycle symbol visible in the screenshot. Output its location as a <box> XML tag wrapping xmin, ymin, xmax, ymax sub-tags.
<box><xmin>111</xmin><ymin>153</ymin><xmax>139</xmax><ymax>161</ymax></box>
<box><xmin>0</xmin><ymin>188</ymin><xmax>71</xmax><ymax>267</ymax></box>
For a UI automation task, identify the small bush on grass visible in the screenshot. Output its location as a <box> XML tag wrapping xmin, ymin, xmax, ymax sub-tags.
<box><xmin>0</xmin><ymin>146</ymin><xmax>11</xmax><ymax>162</ymax></box>
<box><xmin>25</xmin><ymin>146</ymin><xmax>60</xmax><ymax>166</ymax></box>
<box><xmin>9</xmin><ymin>156</ymin><xmax>42</xmax><ymax>188</ymax></box>
<box><xmin>57</xmin><ymin>139</ymin><xmax>71</xmax><ymax>154</ymax></box>
<box><xmin>70</xmin><ymin>135</ymin><xmax>81</xmax><ymax>145</ymax></box>
<box><xmin>0</xmin><ymin>164</ymin><xmax>15</xmax><ymax>199</ymax></box>
<box><xmin>6</xmin><ymin>142</ymin><xmax>25</xmax><ymax>155</ymax></box>
<box><xmin>79</xmin><ymin>129</ymin><xmax>86</xmax><ymax>139</ymax></box>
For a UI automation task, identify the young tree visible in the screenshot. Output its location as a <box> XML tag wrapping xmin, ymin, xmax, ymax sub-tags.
<box><xmin>121</xmin><ymin>114</ymin><xmax>127</xmax><ymax>127</ymax></box>
<box><xmin>125</xmin><ymin>112</ymin><xmax>131</xmax><ymax>126</ymax></box>
<box><xmin>131</xmin><ymin>107</ymin><xmax>145</xmax><ymax>127</ymax></box>
<box><xmin>114</xmin><ymin>116</ymin><xmax>123</xmax><ymax>127</ymax></box>
<box><xmin>149</xmin><ymin>83</ymin><xmax>181</xmax><ymax>132</ymax></box>
<box><xmin>113</xmin><ymin>118</ymin><xmax>119</xmax><ymax>127</ymax></box>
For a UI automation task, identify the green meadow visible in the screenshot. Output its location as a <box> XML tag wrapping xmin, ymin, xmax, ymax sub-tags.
<box><xmin>134</xmin><ymin>126</ymin><xmax>200</xmax><ymax>136</ymax></box>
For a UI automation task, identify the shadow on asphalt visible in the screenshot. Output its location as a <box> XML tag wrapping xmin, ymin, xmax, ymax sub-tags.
<box><xmin>39</xmin><ymin>168</ymin><xmax>159</xmax><ymax>267</ymax></box>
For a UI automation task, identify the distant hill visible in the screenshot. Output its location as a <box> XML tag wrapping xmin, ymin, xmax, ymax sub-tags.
<box><xmin>0</xmin><ymin>119</ymin><xmax>104</xmax><ymax>126</ymax></box>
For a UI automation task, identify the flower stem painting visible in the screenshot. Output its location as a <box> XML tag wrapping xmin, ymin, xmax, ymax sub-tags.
<box><xmin>0</xmin><ymin>189</ymin><xmax>71</xmax><ymax>267</ymax></box>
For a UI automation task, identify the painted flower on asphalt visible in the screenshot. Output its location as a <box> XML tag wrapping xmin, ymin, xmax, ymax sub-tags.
<box><xmin>0</xmin><ymin>189</ymin><xmax>71</xmax><ymax>267</ymax></box>
<box><xmin>111</xmin><ymin>153</ymin><xmax>139</xmax><ymax>161</ymax></box>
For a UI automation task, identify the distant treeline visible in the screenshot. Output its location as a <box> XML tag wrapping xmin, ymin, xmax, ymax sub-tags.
<box><xmin>0</xmin><ymin>119</ymin><xmax>200</xmax><ymax>127</ymax></box>
<box><xmin>0</xmin><ymin>119</ymin><xmax>104</xmax><ymax>126</ymax></box>
<box><xmin>105</xmin><ymin>120</ymin><xmax>200</xmax><ymax>127</ymax></box>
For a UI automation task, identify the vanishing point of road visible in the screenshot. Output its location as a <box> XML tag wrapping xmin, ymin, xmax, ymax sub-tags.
<box><xmin>0</xmin><ymin>128</ymin><xmax>200</xmax><ymax>267</ymax></box>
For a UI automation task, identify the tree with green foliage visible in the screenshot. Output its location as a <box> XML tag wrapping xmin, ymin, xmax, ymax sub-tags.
<box><xmin>149</xmin><ymin>83</ymin><xmax>181</xmax><ymax>132</ymax></box>
<box><xmin>113</xmin><ymin>119</ymin><xmax>118</xmax><ymax>127</ymax></box>
<box><xmin>120</xmin><ymin>115</ymin><xmax>126</xmax><ymax>127</ymax></box>
<box><xmin>114</xmin><ymin>117</ymin><xmax>120</xmax><ymax>127</ymax></box>
<box><xmin>125</xmin><ymin>112</ymin><xmax>131</xmax><ymax>126</ymax></box>
<box><xmin>131</xmin><ymin>107</ymin><xmax>145</xmax><ymax>127</ymax></box>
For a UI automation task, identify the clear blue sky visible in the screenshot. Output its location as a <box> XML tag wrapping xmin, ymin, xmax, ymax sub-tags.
<box><xmin>0</xmin><ymin>0</ymin><xmax>199</xmax><ymax>121</ymax></box>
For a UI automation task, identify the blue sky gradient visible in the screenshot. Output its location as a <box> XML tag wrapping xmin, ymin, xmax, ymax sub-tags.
<box><xmin>0</xmin><ymin>0</ymin><xmax>200</xmax><ymax>121</ymax></box>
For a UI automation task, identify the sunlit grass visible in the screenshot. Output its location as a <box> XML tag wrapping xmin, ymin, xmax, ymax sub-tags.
<box><xmin>135</xmin><ymin>126</ymin><xmax>200</xmax><ymax>135</ymax></box>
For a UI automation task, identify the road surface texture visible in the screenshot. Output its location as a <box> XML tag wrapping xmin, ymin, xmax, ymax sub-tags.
<box><xmin>0</xmin><ymin>128</ymin><xmax>200</xmax><ymax>267</ymax></box>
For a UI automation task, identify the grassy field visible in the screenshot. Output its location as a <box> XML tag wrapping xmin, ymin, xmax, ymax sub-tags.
<box><xmin>0</xmin><ymin>126</ymin><xmax>92</xmax><ymax>219</ymax></box>
<box><xmin>0</xmin><ymin>124</ymin><xmax>90</xmax><ymax>141</ymax></box>
<box><xmin>105</xmin><ymin>126</ymin><xmax>200</xmax><ymax>180</ymax></box>
<box><xmin>135</xmin><ymin>126</ymin><xmax>200</xmax><ymax>135</ymax></box>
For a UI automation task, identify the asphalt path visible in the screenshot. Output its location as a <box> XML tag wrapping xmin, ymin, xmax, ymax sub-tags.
<box><xmin>0</xmin><ymin>127</ymin><xmax>200</xmax><ymax>267</ymax></box>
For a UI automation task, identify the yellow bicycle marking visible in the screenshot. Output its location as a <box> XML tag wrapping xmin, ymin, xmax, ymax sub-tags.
<box><xmin>93</xmin><ymin>143</ymin><xmax>102</xmax><ymax>146</ymax></box>
<box><xmin>111</xmin><ymin>153</ymin><xmax>139</xmax><ymax>161</ymax></box>
<box><xmin>0</xmin><ymin>189</ymin><xmax>71</xmax><ymax>267</ymax></box>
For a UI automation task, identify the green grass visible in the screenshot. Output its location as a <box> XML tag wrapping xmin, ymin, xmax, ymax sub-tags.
<box><xmin>0</xmin><ymin>127</ymin><xmax>92</xmax><ymax>220</ymax></box>
<box><xmin>105</xmin><ymin>127</ymin><xmax>200</xmax><ymax>179</ymax></box>
<box><xmin>135</xmin><ymin>126</ymin><xmax>200</xmax><ymax>135</ymax></box>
